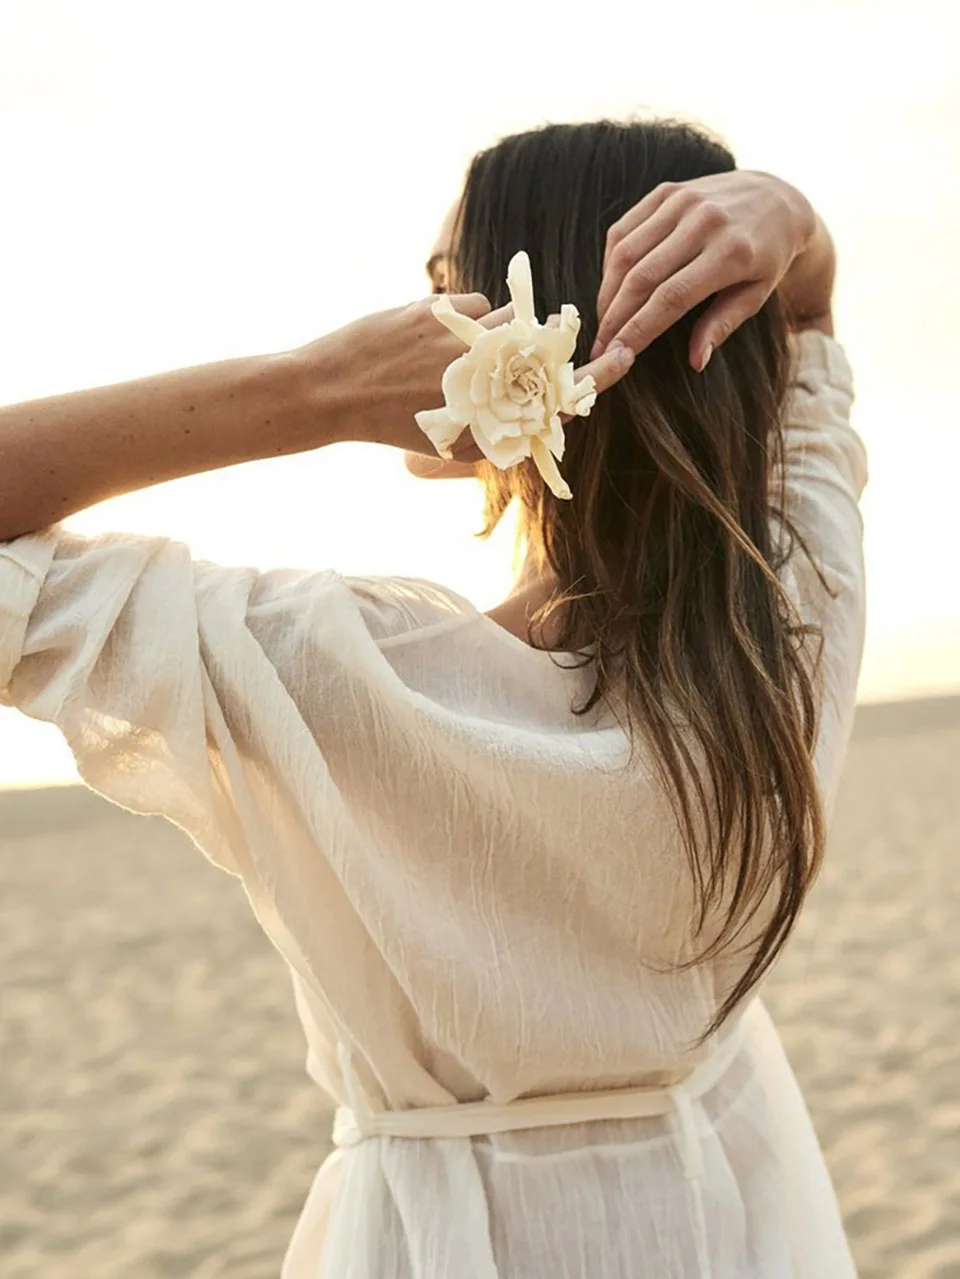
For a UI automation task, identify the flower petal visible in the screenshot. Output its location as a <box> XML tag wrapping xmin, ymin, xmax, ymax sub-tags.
<box><xmin>530</xmin><ymin>325</ymin><xmax>577</xmax><ymax>367</ymax></box>
<box><xmin>571</xmin><ymin>374</ymin><xmax>598</xmax><ymax>416</ymax></box>
<box><xmin>530</xmin><ymin>435</ymin><xmax>572</xmax><ymax>500</ymax></box>
<box><xmin>555</xmin><ymin>362</ymin><xmax>577</xmax><ymax>412</ymax></box>
<box><xmin>475</xmin><ymin>405</ymin><xmax>511</xmax><ymax>445</ymax></box>
<box><xmin>431</xmin><ymin>294</ymin><xmax>487</xmax><ymax>346</ymax></box>
<box><xmin>544</xmin><ymin>379</ymin><xmax>557</xmax><ymax>418</ymax></box>
<box><xmin>492</xmin><ymin>397</ymin><xmax>523</xmax><ymax>423</ymax></box>
<box><xmin>544</xmin><ymin>413</ymin><xmax>566</xmax><ymax>460</ymax></box>
<box><xmin>508</xmin><ymin>319</ymin><xmax>538</xmax><ymax>347</ymax></box>
<box><xmin>470</xmin><ymin>364</ymin><xmax>491</xmax><ymax>406</ymax></box>
<box><xmin>442</xmin><ymin>356</ymin><xmax>477</xmax><ymax>423</ymax></box>
<box><xmin>556</xmin><ymin>366</ymin><xmax>598</xmax><ymax>417</ymax></box>
<box><xmin>471</xmin><ymin>325</ymin><xmax>519</xmax><ymax>365</ymax></box>
<box><xmin>559</xmin><ymin>305</ymin><xmax>581</xmax><ymax>339</ymax></box>
<box><xmin>415</xmin><ymin>408</ymin><xmax>465</xmax><ymax>459</ymax></box>
<box><xmin>472</xmin><ymin>424</ymin><xmax>532</xmax><ymax>469</ymax></box>
<box><xmin>507</xmin><ymin>251</ymin><xmax>536</xmax><ymax>324</ymax></box>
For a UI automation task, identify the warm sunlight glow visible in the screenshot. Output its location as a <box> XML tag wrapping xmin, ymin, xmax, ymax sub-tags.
<box><xmin>1</xmin><ymin>0</ymin><xmax>957</xmax><ymax>784</ymax></box>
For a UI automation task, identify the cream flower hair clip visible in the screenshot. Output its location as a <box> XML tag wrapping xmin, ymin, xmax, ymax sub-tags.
<box><xmin>414</xmin><ymin>251</ymin><xmax>597</xmax><ymax>500</ymax></box>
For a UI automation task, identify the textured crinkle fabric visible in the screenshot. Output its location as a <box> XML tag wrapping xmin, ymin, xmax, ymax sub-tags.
<box><xmin>0</xmin><ymin>331</ymin><xmax>866</xmax><ymax>1277</ymax></box>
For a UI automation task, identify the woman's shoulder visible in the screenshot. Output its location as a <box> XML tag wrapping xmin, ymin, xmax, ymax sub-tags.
<box><xmin>195</xmin><ymin>559</ymin><xmax>477</xmax><ymax>641</ymax></box>
<box><xmin>334</xmin><ymin>573</ymin><xmax>483</xmax><ymax>647</ymax></box>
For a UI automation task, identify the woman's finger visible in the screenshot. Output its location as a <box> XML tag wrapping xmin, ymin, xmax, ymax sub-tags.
<box><xmin>404</xmin><ymin>451</ymin><xmax>480</xmax><ymax>479</ymax></box>
<box><xmin>595</xmin><ymin>201</ymin><xmax>682</xmax><ymax>330</ymax></box>
<box><xmin>602</xmin><ymin>183</ymin><xmax>678</xmax><ymax>269</ymax></box>
<box><xmin>449</xmin><ymin>436</ymin><xmax>485</xmax><ymax>463</ymax></box>
<box><xmin>445</xmin><ymin>292</ymin><xmax>493</xmax><ymax>320</ymax></box>
<box><xmin>601</xmin><ymin>235</ymin><xmax>763</xmax><ymax>357</ymax></box>
<box><xmin>478</xmin><ymin>302</ymin><xmax>514</xmax><ymax>330</ymax></box>
<box><xmin>688</xmin><ymin>280</ymin><xmax>772</xmax><ymax>371</ymax></box>
<box><xmin>605</xmin><ymin>252</ymin><xmax>746</xmax><ymax>356</ymax></box>
<box><xmin>573</xmin><ymin>343</ymin><xmax>636</xmax><ymax>399</ymax></box>
<box><xmin>593</xmin><ymin>218</ymin><xmax>712</xmax><ymax>357</ymax></box>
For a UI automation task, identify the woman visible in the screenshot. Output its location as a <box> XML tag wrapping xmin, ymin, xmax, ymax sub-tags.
<box><xmin>0</xmin><ymin>119</ymin><xmax>866</xmax><ymax>1278</ymax></box>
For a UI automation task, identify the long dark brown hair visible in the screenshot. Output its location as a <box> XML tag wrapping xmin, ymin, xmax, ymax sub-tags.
<box><xmin>454</xmin><ymin>119</ymin><xmax>826</xmax><ymax>1046</ymax></box>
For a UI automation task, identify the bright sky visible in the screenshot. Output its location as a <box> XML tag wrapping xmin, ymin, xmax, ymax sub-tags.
<box><xmin>0</xmin><ymin>0</ymin><xmax>957</xmax><ymax>786</ymax></box>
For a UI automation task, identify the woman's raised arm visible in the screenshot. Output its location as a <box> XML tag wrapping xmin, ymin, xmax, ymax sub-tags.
<box><xmin>0</xmin><ymin>295</ymin><xmax>490</xmax><ymax>541</ymax></box>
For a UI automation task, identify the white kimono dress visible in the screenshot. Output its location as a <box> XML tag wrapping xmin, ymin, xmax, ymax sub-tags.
<box><xmin>0</xmin><ymin>331</ymin><xmax>867</xmax><ymax>1277</ymax></box>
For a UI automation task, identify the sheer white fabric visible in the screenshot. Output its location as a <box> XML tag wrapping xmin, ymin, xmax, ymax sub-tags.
<box><xmin>0</xmin><ymin>331</ymin><xmax>866</xmax><ymax>1277</ymax></box>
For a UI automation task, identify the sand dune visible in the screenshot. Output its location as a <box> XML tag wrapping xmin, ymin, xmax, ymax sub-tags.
<box><xmin>1</xmin><ymin>697</ymin><xmax>958</xmax><ymax>1278</ymax></box>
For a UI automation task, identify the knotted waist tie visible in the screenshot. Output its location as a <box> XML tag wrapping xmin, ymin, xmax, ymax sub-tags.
<box><xmin>331</xmin><ymin>1013</ymin><xmax>749</xmax><ymax>1279</ymax></box>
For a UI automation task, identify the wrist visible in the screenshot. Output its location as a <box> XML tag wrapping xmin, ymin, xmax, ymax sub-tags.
<box><xmin>280</xmin><ymin>337</ymin><xmax>353</xmax><ymax>450</ymax></box>
<box><xmin>780</xmin><ymin>213</ymin><xmax>835</xmax><ymax>327</ymax></box>
<box><xmin>783</xmin><ymin>182</ymin><xmax>817</xmax><ymax>257</ymax></box>
<box><xmin>748</xmin><ymin>171</ymin><xmax>816</xmax><ymax>257</ymax></box>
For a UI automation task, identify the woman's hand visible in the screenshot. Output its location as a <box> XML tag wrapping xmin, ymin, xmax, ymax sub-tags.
<box><xmin>592</xmin><ymin>171</ymin><xmax>821</xmax><ymax>370</ymax></box>
<box><xmin>318</xmin><ymin>294</ymin><xmax>635</xmax><ymax>462</ymax></box>
<box><xmin>311</xmin><ymin>293</ymin><xmax>495</xmax><ymax>452</ymax></box>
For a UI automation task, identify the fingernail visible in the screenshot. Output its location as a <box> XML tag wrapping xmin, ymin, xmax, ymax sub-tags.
<box><xmin>615</xmin><ymin>343</ymin><xmax>635</xmax><ymax>369</ymax></box>
<box><xmin>590</xmin><ymin>340</ymin><xmax>604</xmax><ymax>360</ymax></box>
<box><xmin>699</xmin><ymin>343</ymin><xmax>713</xmax><ymax>372</ymax></box>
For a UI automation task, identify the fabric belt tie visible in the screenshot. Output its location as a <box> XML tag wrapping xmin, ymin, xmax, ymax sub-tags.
<box><xmin>331</xmin><ymin>1013</ymin><xmax>749</xmax><ymax>1279</ymax></box>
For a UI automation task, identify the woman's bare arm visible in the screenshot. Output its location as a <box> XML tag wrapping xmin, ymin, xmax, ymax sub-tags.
<box><xmin>0</xmin><ymin>352</ymin><xmax>316</xmax><ymax>541</ymax></box>
<box><xmin>0</xmin><ymin>296</ymin><xmax>496</xmax><ymax>543</ymax></box>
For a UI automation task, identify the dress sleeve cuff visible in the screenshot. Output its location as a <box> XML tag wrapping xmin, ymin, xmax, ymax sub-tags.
<box><xmin>788</xmin><ymin>330</ymin><xmax>854</xmax><ymax>404</ymax></box>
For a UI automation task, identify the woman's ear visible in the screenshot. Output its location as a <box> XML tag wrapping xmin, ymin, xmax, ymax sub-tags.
<box><xmin>403</xmin><ymin>451</ymin><xmax>480</xmax><ymax>480</ymax></box>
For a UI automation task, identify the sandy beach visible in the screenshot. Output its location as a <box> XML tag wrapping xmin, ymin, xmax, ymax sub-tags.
<box><xmin>1</xmin><ymin>695</ymin><xmax>957</xmax><ymax>1279</ymax></box>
